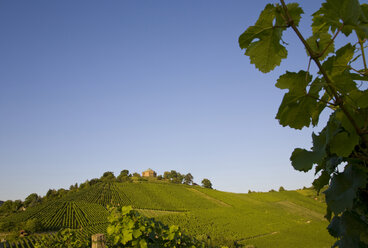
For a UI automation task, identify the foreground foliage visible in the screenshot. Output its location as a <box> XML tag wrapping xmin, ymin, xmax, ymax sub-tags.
<box><xmin>239</xmin><ymin>0</ymin><xmax>368</xmax><ymax>247</ymax></box>
<box><xmin>106</xmin><ymin>206</ymin><xmax>216</xmax><ymax>248</ymax></box>
<box><xmin>34</xmin><ymin>229</ymin><xmax>90</xmax><ymax>248</ymax></box>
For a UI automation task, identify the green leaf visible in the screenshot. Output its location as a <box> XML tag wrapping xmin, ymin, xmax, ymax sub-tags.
<box><xmin>245</xmin><ymin>34</ymin><xmax>287</xmax><ymax>73</ymax></box>
<box><xmin>122</xmin><ymin>230</ymin><xmax>133</xmax><ymax>244</ymax></box>
<box><xmin>335</xmin><ymin>108</ymin><xmax>366</xmax><ymax>137</ymax></box>
<box><xmin>330</xmin><ymin>131</ymin><xmax>359</xmax><ymax>157</ymax></box>
<box><xmin>328</xmin><ymin>216</ymin><xmax>343</xmax><ymax>238</ymax></box>
<box><xmin>275</xmin><ymin>70</ymin><xmax>310</xmax><ymax>93</ymax></box>
<box><xmin>239</xmin><ymin>4</ymin><xmax>276</xmax><ymax>48</ymax></box>
<box><xmin>324</xmin><ymin>165</ymin><xmax>367</xmax><ymax>214</ymax></box>
<box><xmin>306</xmin><ymin>32</ymin><xmax>334</xmax><ymax>60</ymax></box>
<box><xmin>132</xmin><ymin>229</ymin><xmax>142</xmax><ymax>239</ymax></box>
<box><xmin>312</xmin><ymin>0</ymin><xmax>361</xmax><ymax>35</ymax></box>
<box><xmin>286</xmin><ymin>3</ymin><xmax>304</xmax><ymax>27</ymax></box>
<box><xmin>239</xmin><ymin>4</ymin><xmax>288</xmax><ymax>73</ymax></box>
<box><xmin>290</xmin><ymin>148</ymin><xmax>316</xmax><ymax>172</ymax></box>
<box><xmin>121</xmin><ymin>205</ymin><xmax>133</xmax><ymax>215</ymax></box>
<box><xmin>348</xmin><ymin>89</ymin><xmax>368</xmax><ymax>108</ymax></box>
<box><xmin>311</xmin><ymin>131</ymin><xmax>327</xmax><ymax>162</ymax></box>
<box><xmin>139</xmin><ymin>239</ymin><xmax>148</xmax><ymax>248</ymax></box>
<box><xmin>356</xmin><ymin>4</ymin><xmax>368</xmax><ymax>39</ymax></box>
<box><xmin>331</xmin><ymin>71</ymin><xmax>357</xmax><ymax>94</ymax></box>
<box><xmin>276</xmin><ymin>71</ymin><xmax>323</xmax><ymax>129</ymax></box>
<box><xmin>322</xmin><ymin>43</ymin><xmax>355</xmax><ymax>77</ymax></box>
<box><xmin>313</xmin><ymin>170</ymin><xmax>331</xmax><ymax>192</ymax></box>
<box><xmin>277</xmin><ymin>95</ymin><xmax>316</xmax><ymax>129</ymax></box>
<box><xmin>329</xmin><ymin>212</ymin><xmax>368</xmax><ymax>247</ymax></box>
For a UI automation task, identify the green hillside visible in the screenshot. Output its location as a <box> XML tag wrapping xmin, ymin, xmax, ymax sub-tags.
<box><xmin>0</xmin><ymin>181</ymin><xmax>334</xmax><ymax>247</ymax></box>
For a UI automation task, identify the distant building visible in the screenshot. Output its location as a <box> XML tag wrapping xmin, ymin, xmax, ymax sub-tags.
<box><xmin>142</xmin><ymin>168</ymin><xmax>157</xmax><ymax>177</ymax></box>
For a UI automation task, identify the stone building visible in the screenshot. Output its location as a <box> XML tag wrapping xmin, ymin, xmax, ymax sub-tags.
<box><xmin>142</xmin><ymin>168</ymin><xmax>157</xmax><ymax>177</ymax></box>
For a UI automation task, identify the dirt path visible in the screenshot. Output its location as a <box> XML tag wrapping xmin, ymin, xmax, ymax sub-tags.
<box><xmin>186</xmin><ymin>188</ymin><xmax>231</xmax><ymax>207</ymax></box>
<box><xmin>275</xmin><ymin>201</ymin><xmax>325</xmax><ymax>220</ymax></box>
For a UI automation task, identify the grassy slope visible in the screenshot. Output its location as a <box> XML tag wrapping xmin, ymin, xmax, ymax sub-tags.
<box><xmin>1</xmin><ymin>182</ymin><xmax>335</xmax><ymax>247</ymax></box>
<box><xmin>156</xmin><ymin>187</ymin><xmax>334</xmax><ymax>247</ymax></box>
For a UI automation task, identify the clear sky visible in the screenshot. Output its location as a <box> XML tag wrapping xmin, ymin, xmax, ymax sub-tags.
<box><xmin>0</xmin><ymin>0</ymin><xmax>328</xmax><ymax>200</ymax></box>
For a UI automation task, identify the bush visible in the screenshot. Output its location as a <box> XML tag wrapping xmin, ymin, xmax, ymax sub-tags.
<box><xmin>106</xmin><ymin>206</ymin><xmax>225</xmax><ymax>247</ymax></box>
<box><xmin>23</xmin><ymin>218</ymin><xmax>43</xmax><ymax>233</ymax></box>
<box><xmin>34</xmin><ymin>229</ymin><xmax>89</xmax><ymax>248</ymax></box>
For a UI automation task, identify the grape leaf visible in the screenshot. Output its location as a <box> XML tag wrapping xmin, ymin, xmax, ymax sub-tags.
<box><xmin>306</xmin><ymin>32</ymin><xmax>335</xmax><ymax>60</ymax></box>
<box><xmin>328</xmin><ymin>216</ymin><xmax>343</xmax><ymax>238</ymax></box>
<box><xmin>331</xmin><ymin>71</ymin><xmax>357</xmax><ymax>94</ymax></box>
<box><xmin>291</xmin><ymin>130</ymin><xmax>328</xmax><ymax>173</ymax></box>
<box><xmin>311</xmin><ymin>131</ymin><xmax>327</xmax><ymax>161</ymax></box>
<box><xmin>329</xmin><ymin>212</ymin><xmax>368</xmax><ymax>247</ymax></box>
<box><xmin>313</xmin><ymin>170</ymin><xmax>331</xmax><ymax>192</ymax></box>
<box><xmin>355</xmin><ymin>3</ymin><xmax>368</xmax><ymax>39</ymax></box>
<box><xmin>239</xmin><ymin>3</ymin><xmax>304</xmax><ymax>73</ymax></box>
<box><xmin>239</xmin><ymin>4</ymin><xmax>287</xmax><ymax>73</ymax></box>
<box><xmin>324</xmin><ymin>165</ymin><xmax>367</xmax><ymax>214</ymax></box>
<box><xmin>245</xmin><ymin>33</ymin><xmax>287</xmax><ymax>73</ymax></box>
<box><xmin>330</xmin><ymin>131</ymin><xmax>359</xmax><ymax>157</ymax></box>
<box><xmin>239</xmin><ymin>4</ymin><xmax>276</xmax><ymax>49</ymax></box>
<box><xmin>286</xmin><ymin>3</ymin><xmax>304</xmax><ymax>27</ymax></box>
<box><xmin>290</xmin><ymin>148</ymin><xmax>316</xmax><ymax>172</ymax></box>
<box><xmin>309</xmin><ymin>78</ymin><xmax>328</xmax><ymax>126</ymax></box>
<box><xmin>312</xmin><ymin>0</ymin><xmax>361</xmax><ymax>35</ymax></box>
<box><xmin>275</xmin><ymin>71</ymin><xmax>324</xmax><ymax>129</ymax></box>
<box><xmin>322</xmin><ymin>43</ymin><xmax>355</xmax><ymax>77</ymax></box>
<box><xmin>349</xmin><ymin>89</ymin><xmax>368</xmax><ymax>108</ymax></box>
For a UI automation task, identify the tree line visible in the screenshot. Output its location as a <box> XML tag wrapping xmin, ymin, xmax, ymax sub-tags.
<box><xmin>0</xmin><ymin>169</ymin><xmax>213</xmax><ymax>219</ymax></box>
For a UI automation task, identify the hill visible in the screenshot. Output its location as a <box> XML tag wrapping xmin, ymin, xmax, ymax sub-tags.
<box><xmin>0</xmin><ymin>181</ymin><xmax>333</xmax><ymax>247</ymax></box>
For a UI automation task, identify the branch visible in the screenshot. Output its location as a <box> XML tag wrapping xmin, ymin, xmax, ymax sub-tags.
<box><xmin>350</xmin><ymin>66</ymin><xmax>367</xmax><ymax>76</ymax></box>
<box><xmin>273</xmin><ymin>25</ymin><xmax>289</xmax><ymax>29</ymax></box>
<box><xmin>317</xmin><ymin>25</ymin><xmax>343</xmax><ymax>58</ymax></box>
<box><xmin>279</xmin><ymin>0</ymin><xmax>368</xmax><ymax>147</ymax></box>
<box><xmin>306</xmin><ymin>94</ymin><xmax>336</xmax><ymax>107</ymax></box>
<box><xmin>358</xmin><ymin>38</ymin><xmax>367</xmax><ymax>72</ymax></box>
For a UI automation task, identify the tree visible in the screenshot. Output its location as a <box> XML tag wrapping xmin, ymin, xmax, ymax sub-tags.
<box><xmin>119</xmin><ymin>169</ymin><xmax>130</xmax><ymax>177</ymax></box>
<box><xmin>201</xmin><ymin>179</ymin><xmax>212</xmax><ymax>189</ymax></box>
<box><xmin>23</xmin><ymin>218</ymin><xmax>43</xmax><ymax>233</ymax></box>
<box><xmin>184</xmin><ymin>173</ymin><xmax>194</xmax><ymax>185</ymax></box>
<box><xmin>69</xmin><ymin>183</ymin><xmax>78</xmax><ymax>191</ymax></box>
<box><xmin>163</xmin><ymin>171</ymin><xmax>171</xmax><ymax>180</ymax></box>
<box><xmin>239</xmin><ymin>0</ymin><xmax>368</xmax><ymax>246</ymax></box>
<box><xmin>24</xmin><ymin>193</ymin><xmax>41</xmax><ymax>208</ymax></box>
<box><xmin>117</xmin><ymin>169</ymin><xmax>132</xmax><ymax>182</ymax></box>
<box><xmin>101</xmin><ymin>171</ymin><xmax>116</xmax><ymax>181</ymax></box>
<box><xmin>89</xmin><ymin>178</ymin><xmax>101</xmax><ymax>185</ymax></box>
<box><xmin>279</xmin><ymin>186</ymin><xmax>285</xmax><ymax>192</ymax></box>
<box><xmin>132</xmin><ymin>172</ymin><xmax>141</xmax><ymax>177</ymax></box>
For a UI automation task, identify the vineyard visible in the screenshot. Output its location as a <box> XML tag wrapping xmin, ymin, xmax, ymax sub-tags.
<box><xmin>0</xmin><ymin>182</ymin><xmax>335</xmax><ymax>247</ymax></box>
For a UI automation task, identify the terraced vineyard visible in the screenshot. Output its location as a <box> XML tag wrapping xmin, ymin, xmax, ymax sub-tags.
<box><xmin>64</xmin><ymin>183</ymin><xmax>131</xmax><ymax>207</ymax></box>
<box><xmin>0</xmin><ymin>233</ymin><xmax>55</xmax><ymax>248</ymax></box>
<box><xmin>0</xmin><ymin>182</ymin><xmax>335</xmax><ymax>247</ymax></box>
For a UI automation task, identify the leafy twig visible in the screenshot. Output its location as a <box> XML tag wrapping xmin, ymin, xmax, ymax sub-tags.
<box><xmin>306</xmin><ymin>94</ymin><xmax>336</xmax><ymax>107</ymax></box>
<box><xmin>317</xmin><ymin>25</ymin><xmax>343</xmax><ymax>58</ymax></box>
<box><xmin>358</xmin><ymin>38</ymin><xmax>367</xmax><ymax>72</ymax></box>
<box><xmin>279</xmin><ymin>0</ymin><xmax>368</xmax><ymax>147</ymax></box>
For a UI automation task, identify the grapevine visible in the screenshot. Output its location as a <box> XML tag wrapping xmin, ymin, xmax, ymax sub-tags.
<box><xmin>239</xmin><ymin>0</ymin><xmax>368</xmax><ymax>246</ymax></box>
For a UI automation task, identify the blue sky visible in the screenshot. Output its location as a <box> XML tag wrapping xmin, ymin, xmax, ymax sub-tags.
<box><xmin>0</xmin><ymin>0</ymin><xmax>328</xmax><ymax>200</ymax></box>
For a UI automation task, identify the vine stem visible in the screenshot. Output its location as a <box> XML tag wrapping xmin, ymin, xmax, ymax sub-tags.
<box><xmin>358</xmin><ymin>38</ymin><xmax>367</xmax><ymax>72</ymax></box>
<box><xmin>279</xmin><ymin>0</ymin><xmax>368</xmax><ymax>147</ymax></box>
<box><xmin>318</xmin><ymin>25</ymin><xmax>343</xmax><ymax>58</ymax></box>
